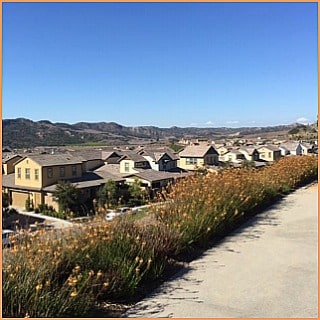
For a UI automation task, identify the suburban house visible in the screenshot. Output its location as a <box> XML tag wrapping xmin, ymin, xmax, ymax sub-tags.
<box><xmin>219</xmin><ymin>149</ymin><xmax>246</xmax><ymax>163</ymax></box>
<box><xmin>68</xmin><ymin>149</ymin><xmax>104</xmax><ymax>171</ymax></box>
<box><xmin>124</xmin><ymin>169</ymin><xmax>191</xmax><ymax>191</ymax></box>
<box><xmin>278</xmin><ymin>145</ymin><xmax>291</xmax><ymax>156</ymax></box>
<box><xmin>2</xmin><ymin>153</ymin><xmax>124</xmax><ymax>211</ymax></box>
<box><xmin>216</xmin><ymin>145</ymin><xmax>232</xmax><ymax>156</ymax></box>
<box><xmin>2</xmin><ymin>154</ymin><xmax>84</xmax><ymax>209</ymax></box>
<box><xmin>119</xmin><ymin>152</ymin><xmax>151</xmax><ymax>174</ymax></box>
<box><xmin>178</xmin><ymin>145</ymin><xmax>219</xmax><ymax>170</ymax></box>
<box><xmin>2</xmin><ymin>154</ymin><xmax>23</xmax><ymax>175</ymax></box>
<box><xmin>102</xmin><ymin>150</ymin><xmax>123</xmax><ymax>164</ymax></box>
<box><xmin>124</xmin><ymin>170</ymin><xmax>175</xmax><ymax>190</ymax></box>
<box><xmin>3</xmin><ymin>146</ymin><xmax>13</xmax><ymax>153</ymax></box>
<box><xmin>257</xmin><ymin>145</ymin><xmax>281</xmax><ymax>162</ymax></box>
<box><xmin>278</xmin><ymin>142</ymin><xmax>315</xmax><ymax>156</ymax></box>
<box><xmin>238</xmin><ymin>147</ymin><xmax>260</xmax><ymax>161</ymax></box>
<box><xmin>178</xmin><ymin>137</ymin><xmax>213</xmax><ymax>145</ymax></box>
<box><xmin>279</xmin><ymin>142</ymin><xmax>300</xmax><ymax>156</ymax></box>
<box><xmin>137</xmin><ymin>148</ymin><xmax>179</xmax><ymax>171</ymax></box>
<box><xmin>298</xmin><ymin>142</ymin><xmax>314</xmax><ymax>155</ymax></box>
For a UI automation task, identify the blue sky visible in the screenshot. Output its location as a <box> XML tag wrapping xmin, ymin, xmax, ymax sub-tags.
<box><xmin>2</xmin><ymin>2</ymin><xmax>318</xmax><ymax>128</ymax></box>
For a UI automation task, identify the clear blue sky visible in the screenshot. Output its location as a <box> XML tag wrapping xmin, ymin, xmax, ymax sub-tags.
<box><xmin>2</xmin><ymin>2</ymin><xmax>318</xmax><ymax>128</ymax></box>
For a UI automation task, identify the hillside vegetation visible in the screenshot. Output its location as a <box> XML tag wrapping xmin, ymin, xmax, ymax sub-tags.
<box><xmin>288</xmin><ymin>123</ymin><xmax>318</xmax><ymax>140</ymax></box>
<box><xmin>3</xmin><ymin>118</ymin><xmax>301</xmax><ymax>148</ymax></box>
<box><xmin>3</xmin><ymin>155</ymin><xmax>318</xmax><ymax>317</ymax></box>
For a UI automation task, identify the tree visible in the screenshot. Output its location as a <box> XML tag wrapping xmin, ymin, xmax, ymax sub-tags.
<box><xmin>53</xmin><ymin>181</ymin><xmax>80</xmax><ymax>216</ymax></box>
<box><xmin>2</xmin><ymin>192</ymin><xmax>10</xmax><ymax>210</ymax></box>
<box><xmin>242</xmin><ymin>160</ymin><xmax>255</xmax><ymax>168</ymax></box>
<box><xmin>97</xmin><ymin>179</ymin><xmax>119</xmax><ymax>209</ymax></box>
<box><xmin>128</xmin><ymin>179</ymin><xmax>146</xmax><ymax>206</ymax></box>
<box><xmin>25</xmin><ymin>196</ymin><xmax>34</xmax><ymax>212</ymax></box>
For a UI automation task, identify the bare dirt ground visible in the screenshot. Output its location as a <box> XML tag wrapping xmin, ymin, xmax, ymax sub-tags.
<box><xmin>125</xmin><ymin>183</ymin><xmax>318</xmax><ymax>318</ymax></box>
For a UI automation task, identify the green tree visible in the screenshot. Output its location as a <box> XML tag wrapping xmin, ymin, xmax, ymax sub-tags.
<box><xmin>97</xmin><ymin>179</ymin><xmax>119</xmax><ymax>209</ymax></box>
<box><xmin>53</xmin><ymin>181</ymin><xmax>80</xmax><ymax>216</ymax></box>
<box><xmin>25</xmin><ymin>196</ymin><xmax>34</xmax><ymax>212</ymax></box>
<box><xmin>128</xmin><ymin>179</ymin><xmax>146</xmax><ymax>206</ymax></box>
<box><xmin>2</xmin><ymin>192</ymin><xmax>10</xmax><ymax>210</ymax></box>
<box><xmin>242</xmin><ymin>160</ymin><xmax>255</xmax><ymax>168</ymax></box>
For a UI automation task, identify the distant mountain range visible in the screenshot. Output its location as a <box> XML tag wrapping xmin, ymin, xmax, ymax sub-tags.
<box><xmin>2</xmin><ymin>118</ymin><xmax>306</xmax><ymax>148</ymax></box>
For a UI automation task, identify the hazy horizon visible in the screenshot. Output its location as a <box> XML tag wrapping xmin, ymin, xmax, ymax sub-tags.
<box><xmin>3</xmin><ymin>116</ymin><xmax>314</xmax><ymax>130</ymax></box>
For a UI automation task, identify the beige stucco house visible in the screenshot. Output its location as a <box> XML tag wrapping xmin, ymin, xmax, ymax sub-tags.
<box><xmin>257</xmin><ymin>145</ymin><xmax>281</xmax><ymax>162</ymax></box>
<box><xmin>119</xmin><ymin>152</ymin><xmax>151</xmax><ymax>174</ymax></box>
<box><xmin>2</xmin><ymin>154</ymin><xmax>85</xmax><ymax>209</ymax></box>
<box><xmin>2</xmin><ymin>153</ymin><xmax>126</xmax><ymax>211</ymax></box>
<box><xmin>178</xmin><ymin>145</ymin><xmax>219</xmax><ymax>170</ymax></box>
<box><xmin>219</xmin><ymin>149</ymin><xmax>246</xmax><ymax>163</ymax></box>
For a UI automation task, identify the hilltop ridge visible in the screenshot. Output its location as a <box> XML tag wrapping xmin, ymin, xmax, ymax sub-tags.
<box><xmin>2</xmin><ymin>118</ymin><xmax>314</xmax><ymax>148</ymax></box>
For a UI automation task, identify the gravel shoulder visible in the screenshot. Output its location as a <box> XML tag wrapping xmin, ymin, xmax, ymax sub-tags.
<box><xmin>125</xmin><ymin>183</ymin><xmax>318</xmax><ymax>318</ymax></box>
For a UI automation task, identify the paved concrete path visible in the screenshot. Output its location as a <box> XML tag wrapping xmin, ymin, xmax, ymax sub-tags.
<box><xmin>17</xmin><ymin>210</ymin><xmax>73</xmax><ymax>229</ymax></box>
<box><xmin>125</xmin><ymin>184</ymin><xmax>318</xmax><ymax>318</ymax></box>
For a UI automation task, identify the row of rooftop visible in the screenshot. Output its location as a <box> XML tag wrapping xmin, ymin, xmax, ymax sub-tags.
<box><xmin>2</xmin><ymin>140</ymin><xmax>317</xmax><ymax>213</ymax></box>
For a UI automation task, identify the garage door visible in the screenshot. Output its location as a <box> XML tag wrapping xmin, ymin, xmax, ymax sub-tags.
<box><xmin>11</xmin><ymin>191</ymin><xmax>29</xmax><ymax>208</ymax></box>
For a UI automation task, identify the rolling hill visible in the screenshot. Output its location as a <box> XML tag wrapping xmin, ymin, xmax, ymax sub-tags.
<box><xmin>2</xmin><ymin>118</ymin><xmax>302</xmax><ymax>148</ymax></box>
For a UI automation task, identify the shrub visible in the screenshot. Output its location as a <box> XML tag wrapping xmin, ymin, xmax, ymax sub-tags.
<box><xmin>3</xmin><ymin>155</ymin><xmax>317</xmax><ymax>317</ymax></box>
<box><xmin>2</xmin><ymin>192</ymin><xmax>11</xmax><ymax>209</ymax></box>
<box><xmin>2</xmin><ymin>216</ymin><xmax>182</xmax><ymax>317</ymax></box>
<box><xmin>152</xmin><ymin>155</ymin><xmax>318</xmax><ymax>248</ymax></box>
<box><xmin>25</xmin><ymin>197</ymin><xmax>33</xmax><ymax>212</ymax></box>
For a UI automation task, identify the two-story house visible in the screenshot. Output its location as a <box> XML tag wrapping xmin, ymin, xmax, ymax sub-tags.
<box><xmin>119</xmin><ymin>152</ymin><xmax>151</xmax><ymax>174</ymax></box>
<box><xmin>257</xmin><ymin>145</ymin><xmax>281</xmax><ymax>162</ymax></box>
<box><xmin>238</xmin><ymin>147</ymin><xmax>260</xmax><ymax>161</ymax></box>
<box><xmin>2</xmin><ymin>154</ymin><xmax>85</xmax><ymax>209</ymax></box>
<box><xmin>2</xmin><ymin>154</ymin><xmax>23</xmax><ymax>175</ymax></box>
<box><xmin>68</xmin><ymin>149</ymin><xmax>104</xmax><ymax>171</ymax></box>
<box><xmin>219</xmin><ymin>149</ymin><xmax>246</xmax><ymax>163</ymax></box>
<box><xmin>178</xmin><ymin>145</ymin><xmax>219</xmax><ymax>170</ymax></box>
<box><xmin>102</xmin><ymin>150</ymin><xmax>123</xmax><ymax>164</ymax></box>
<box><xmin>216</xmin><ymin>145</ymin><xmax>232</xmax><ymax>156</ymax></box>
<box><xmin>137</xmin><ymin>148</ymin><xmax>179</xmax><ymax>171</ymax></box>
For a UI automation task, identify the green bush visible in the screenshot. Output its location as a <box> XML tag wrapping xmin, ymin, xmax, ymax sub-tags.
<box><xmin>25</xmin><ymin>198</ymin><xmax>34</xmax><ymax>212</ymax></box>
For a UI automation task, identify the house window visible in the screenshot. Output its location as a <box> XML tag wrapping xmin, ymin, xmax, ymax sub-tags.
<box><xmin>47</xmin><ymin>167</ymin><xmax>53</xmax><ymax>178</ymax></box>
<box><xmin>124</xmin><ymin>162</ymin><xmax>130</xmax><ymax>172</ymax></box>
<box><xmin>25</xmin><ymin>168</ymin><xmax>30</xmax><ymax>180</ymax></box>
<box><xmin>268</xmin><ymin>152</ymin><xmax>272</xmax><ymax>158</ymax></box>
<box><xmin>60</xmin><ymin>167</ymin><xmax>65</xmax><ymax>177</ymax></box>
<box><xmin>72</xmin><ymin>166</ymin><xmax>77</xmax><ymax>176</ymax></box>
<box><xmin>34</xmin><ymin>169</ymin><xmax>39</xmax><ymax>180</ymax></box>
<box><xmin>17</xmin><ymin>168</ymin><xmax>21</xmax><ymax>179</ymax></box>
<box><xmin>186</xmin><ymin>158</ymin><xmax>197</xmax><ymax>165</ymax></box>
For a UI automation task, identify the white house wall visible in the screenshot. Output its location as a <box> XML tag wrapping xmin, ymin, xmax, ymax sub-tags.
<box><xmin>142</xmin><ymin>155</ymin><xmax>159</xmax><ymax>171</ymax></box>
